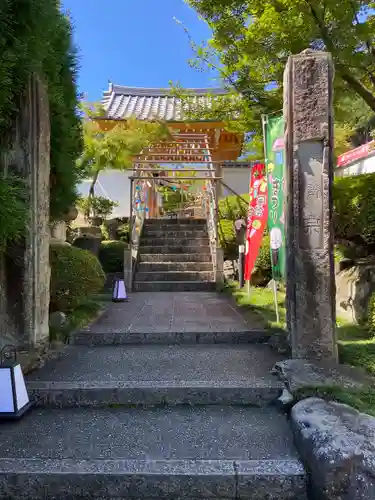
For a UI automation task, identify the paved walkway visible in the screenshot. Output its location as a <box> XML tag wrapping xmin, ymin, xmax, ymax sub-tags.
<box><xmin>0</xmin><ymin>291</ymin><xmax>307</xmax><ymax>499</ymax></box>
<box><xmin>83</xmin><ymin>291</ymin><xmax>263</xmax><ymax>334</ymax></box>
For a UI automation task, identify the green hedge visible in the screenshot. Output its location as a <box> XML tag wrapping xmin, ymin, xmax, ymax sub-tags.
<box><xmin>50</xmin><ymin>243</ymin><xmax>105</xmax><ymax>312</ymax></box>
<box><xmin>98</xmin><ymin>240</ymin><xmax>127</xmax><ymax>273</ymax></box>
<box><xmin>254</xmin><ymin>234</ymin><xmax>271</xmax><ymax>278</ymax></box>
<box><xmin>368</xmin><ymin>292</ymin><xmax>375</xmax><ymax>337</ymax></box>
<box><xmin>333</xmin><ymin>173</ymin><xmax>375</xmax><ymax>246</ymax></box>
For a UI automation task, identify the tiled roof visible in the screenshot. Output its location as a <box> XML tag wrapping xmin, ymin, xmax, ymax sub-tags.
<box><xmin>102</xmin><ymin>83</ymin><xmax>229</xmax><ymax>121</ymax></box>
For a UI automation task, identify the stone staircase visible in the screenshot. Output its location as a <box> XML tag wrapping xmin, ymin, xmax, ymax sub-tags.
<box><xmin>0</xmin><ymin>293</ymin><xmax>307</xmax><ymax>499</ymax></box>
<box><xmin>133</xmin><ymin>218</ymin><xmax>216</xmax><ymax>292</ymax></box>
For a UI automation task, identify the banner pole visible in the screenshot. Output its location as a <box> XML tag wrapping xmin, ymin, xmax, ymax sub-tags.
<box><xmin>262</xmin><ymin>114</ymin><xmax>280</xmax><ymax>325</ymax></box>
<box><xmin>272</xmin><ymin>278</ymin><xmax>280</xmax><ymax>324</ymax></box>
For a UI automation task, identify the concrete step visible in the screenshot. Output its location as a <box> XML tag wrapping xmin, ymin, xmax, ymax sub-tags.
<box><xmin>0</xmin><ymin>406</ymin><xmax>307</xmax><ymax>499</ymax></box>
<box><xmin>138</xmin><ymin>262</ymin><xmax>213</xmax><ymax>272</ymax></box>
<box><xmin>140</xmin><ymin>246</ymin><xmax>210</xmax><ymax>254</ymax></box>
<box><xmin>71</xmin><ymin>329</ymin><xmax>270</xmax><ymax>346</ymax></box>
<box><xmin>141</xmin><ymin>237</ymin><xmax>210</xmax><ymax>247</ymax></box>
<box><xmin>144</xmin><ymin>218</ymin><xmax>206</xmax><ymax>226</ymax></box>
<box><xmin>143</xmin><ymin>225</ymin><xmax>207</xmax><ymax>232</ymax></box>
<box><xmin>133</xmin><ymin>280</ymin><xmax>216</xmax><ymax>292</ymax></box>
<box><xmin>139</xmin><ymin>253</ymin><xmax>212</xmax><ymax>263</ymax></box>
<box><xmin>143</xmin><ymin>229</ymin><xmax>208</xmax><ymax>238</ymax></box>
<box><xmin>27</xmin><ymin>344</ymin><xmax>282</xmax><ymax>408</ymax></box>
<box><xmin>135</xmin><ymin>271</ymin><xmax>214</xmax><ymax>282</ymax></box>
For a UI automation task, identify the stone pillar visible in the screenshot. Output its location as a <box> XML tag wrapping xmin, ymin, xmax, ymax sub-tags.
<box><xmin>283</xmin><ymin>50</ymin><xmax>338</xmax><ymax>361</ymax></box>
<box><xmin>50</xmin><ymin>221</ymin><xmax>67</xmax><ymax>242</ymax></box>
<box><xmin>20</xmin><ymin>75</ymin><xmax>51</xmax><ymax>347</ymax></box>
<box><xmin>124</xmin><ymin>248</ymin><xmax>132</xmax><ymax>292</ymax></box>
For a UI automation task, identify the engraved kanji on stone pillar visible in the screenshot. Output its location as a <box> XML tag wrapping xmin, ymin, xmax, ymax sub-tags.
<box><xmin>283</xmin><ymin>50</ymin><xmax>338</xmax><ymax>361</ymax></box>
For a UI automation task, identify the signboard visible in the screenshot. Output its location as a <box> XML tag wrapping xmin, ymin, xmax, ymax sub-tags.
<box><xmin>337</xmin><ymin>140</ymin><xmax>375</xmax><ymax>168</ymax></box>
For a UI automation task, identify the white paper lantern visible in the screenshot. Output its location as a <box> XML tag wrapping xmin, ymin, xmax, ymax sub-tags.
<box><xmin>112</xmin><ymin>278</ymin><xmax>128</xmax><ymax>302</ymax></box>
<box><xmin>0</xmin><ymin>345</ymin><xmax>34</xmax><ymax>421</ymax></box>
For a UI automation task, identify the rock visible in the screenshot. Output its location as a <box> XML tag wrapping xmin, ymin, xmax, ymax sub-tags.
<box><xmin>49</xmin><ymin>311</ymin><xmax>68</xmax><ymax>331</ymax></box>
<box><xmin>272</xmin><ymin>358</ymin><xmax>374</xmax><ymax>394</ymax></box>
<box><xmin>291</xmin><ymin>397</ymin><xmax>375</xmax><ymax>499</ymax></box>
<box><xmin>72</xmin><ymin>234</ymin><xmax>101</xmax><ymax>256</ymax></box>
<box><xmin>276</xmin><ymin>388</ymin><xmax>294</xmax><ymax>410</ymax></box>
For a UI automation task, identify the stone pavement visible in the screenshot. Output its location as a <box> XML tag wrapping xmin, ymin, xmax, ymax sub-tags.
<box><xmin>0</xmin><ymin>291</ymin><xmax>307</xmax><ymax>499</ymax></box>
<box><xmin>81</xmin><ymin>291</ymin><xmax>264</xmax><ymax>333</ymax></box>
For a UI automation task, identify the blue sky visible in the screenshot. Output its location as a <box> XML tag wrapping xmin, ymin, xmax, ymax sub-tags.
<box><xmin>62</xmin><ymin>0</ymin><xmax>219</xmax><ymax>101</ymax></box>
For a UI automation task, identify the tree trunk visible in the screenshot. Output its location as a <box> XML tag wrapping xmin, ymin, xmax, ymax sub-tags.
<box><xmin>340</xmin><ymin>72</ymin><xmax>375</xmax><ymax>112</ymax></box>
<box><xmin>85</xmin><ymin>170</ymin><xmax>99</xmax><ymax>218</ymax></box>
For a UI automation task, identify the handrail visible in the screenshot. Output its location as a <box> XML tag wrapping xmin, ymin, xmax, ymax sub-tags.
<box><xmin>128</xmin><ymin>165</ymin><xmax>148</xmax><ymax>287</ymax></box>
<box><xmin>202</xmin><ymin>137</ymin><xmax>219</xmax><ymax>273</ymax></box>
<box><xmin>219</xmin><ymin>180</ymin><xmax>249</xmax><ymax>206</ymax></box>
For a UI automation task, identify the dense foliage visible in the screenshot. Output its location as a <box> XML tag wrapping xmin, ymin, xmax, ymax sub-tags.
<box><xmin>0</xmin><ymin>175</ymin><xmax>27</xmax><ymax>250</ymax></box>
<box><xmin>333</xmin><ymin>173</ymin><xmax>375</xmax><ymax>247</ymax></box>
<box><xmin>50</xmin><ymin>243</ymin><xmax>105</xmax><ymax>312</ymax></box>
<box><xmin>77</xmin><ymin>196</ymin><xmax>119</xmax><ymax>220</ymax></box>
<box><xmin>78</xmin><ymin>108</ymin><xmax>171</xmax><ymax>200</ymax></box>
<box><xmin>187</xmin><ymin>0</ymin><xmax>375</xmax><ymax>109</ymax></box>
<box><xmin>175</xmin><ymin>0</ymin><xmax>375</xmax><ymax>157</ymax></box>
<box><xmin>0</xmin><ymin>0</ymin><xmax>83</xmax><ymax>219</ymax></box>
<box><xmin>98</xmin><ymin>240</ymin><xmax>128</xmax><ymax>274</ymax></box>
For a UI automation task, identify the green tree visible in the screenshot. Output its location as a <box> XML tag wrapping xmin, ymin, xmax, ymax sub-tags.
<box><xmin>77</xmin><ymin>104</ymin><xmax>171</xmax><ymax>208</ymax></box>
<box><xmin>176</xmin><ymin>0</ymin><xmax>375</xmax><ymax>156</ymax></box>
<box><xmin>186</xmin><ymin>0</ymin><xmax>375</xmax><ymax>110</ymax></box>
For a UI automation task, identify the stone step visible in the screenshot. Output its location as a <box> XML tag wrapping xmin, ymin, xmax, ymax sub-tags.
<box><xmin>133</xmin><ymin>280</ymin><xmax>216</xmax><ymax>292</ymax></box>
<box><xmin>135</xmin><ymin>271</ymin><xmax>214</xmax><ymax>282</ymax></box>
<box><xmin>0</xmin><ymin>406</ymin><xmax>307</xmax><ymax>499</ymax></box>
<box><xmin>143</xmin><ymin>225</ymin><xmax>208</xmax><ymax>232</ymax></box>
<box><xmin>27</xmin><ymin>344</ymin><xmax>282</xmax><ymax>408</ymax></box>
<box><xmin>140</xmin><ymin>246</ymin><xmax>210</xmax><ymax>254</ymax></box>
<box><xmin>141</xmin><ymin>237</ymin><xmax>210</xmax><ymax>247</ymax></box>
<box><xmin>71</xmin><ymin>329</ymin><xmax>270</xmax><ymax>346</ymax></box>
<box><xmin>139</xmin><ymin>253</ymin><xmax>212</xmax><ymax>263</ymax></box>
<box><xmin>138</xmin><ymin>262</ymin><xmax>213</xmax><ymax>272</ymax></box>
<box><xmin>143</xmin><ymin>229</ymin><xmax>208</xmax><ymax>238</ymax></box>
<box><xmin>144</xmin><ymin>218</ymin><xmax>206</xmax><ymax>226</ymax></box>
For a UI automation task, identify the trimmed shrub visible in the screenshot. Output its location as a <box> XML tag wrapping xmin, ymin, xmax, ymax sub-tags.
<box><xmin>116</xmin><ymin>223</ymin><xmax>130</xmax><ymax>243</ymax></box>
<box><xmin>99</xmin><ymin>240</ymin><xmax>128</xmax><ymax>273</ymax></box>
<box><xmin>254</xmin><ymin>234</ymin><xmax>272</xmax><ymax>279</ymax></box>
<box><xmin>368</xmin><ymin>292</ymin><xmax>375</xmax><ymax>337</ymax></box>
<box><xmin>333</xmin><ymin>173</ymin><xmax>375</xmax><ymax>246</ymax></box>
<box><xmin>219</xmin><ymin>219</ymin><xmax>237</xmax><ymax>258</ymax></box>
<box><xmin>50</xmin><ymin>243</ymin><xmax>105</xmax><ymax>312</ymax></box>
<box><xmin>218</xmin><ymin>193</ymin><xmax>249</xmax><ymax>220</ymax></box>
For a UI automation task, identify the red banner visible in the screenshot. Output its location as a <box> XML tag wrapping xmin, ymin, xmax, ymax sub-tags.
<box><xmin>244</xmin><ymin>163</ymin><xmax>268</xmax><ymax>281</ymax></box>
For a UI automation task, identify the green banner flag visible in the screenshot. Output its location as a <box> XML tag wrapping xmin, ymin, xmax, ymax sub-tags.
<box><xmin>263</xmin><ymin>115</ymin><xmax>286</xmax><ymax>281</ymax></box>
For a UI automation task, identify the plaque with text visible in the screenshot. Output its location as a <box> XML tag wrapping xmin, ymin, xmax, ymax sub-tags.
<box><xmin>297</xmin><ymin>140</ymin><xmax>324</xmax><ymax>250</ymax></box>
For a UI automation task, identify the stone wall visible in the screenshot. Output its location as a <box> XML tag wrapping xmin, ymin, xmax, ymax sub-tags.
<box><xmin>0</xmin><ymin>74</ymin><xmax>50</xmax><ymax>350</ymax></box>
